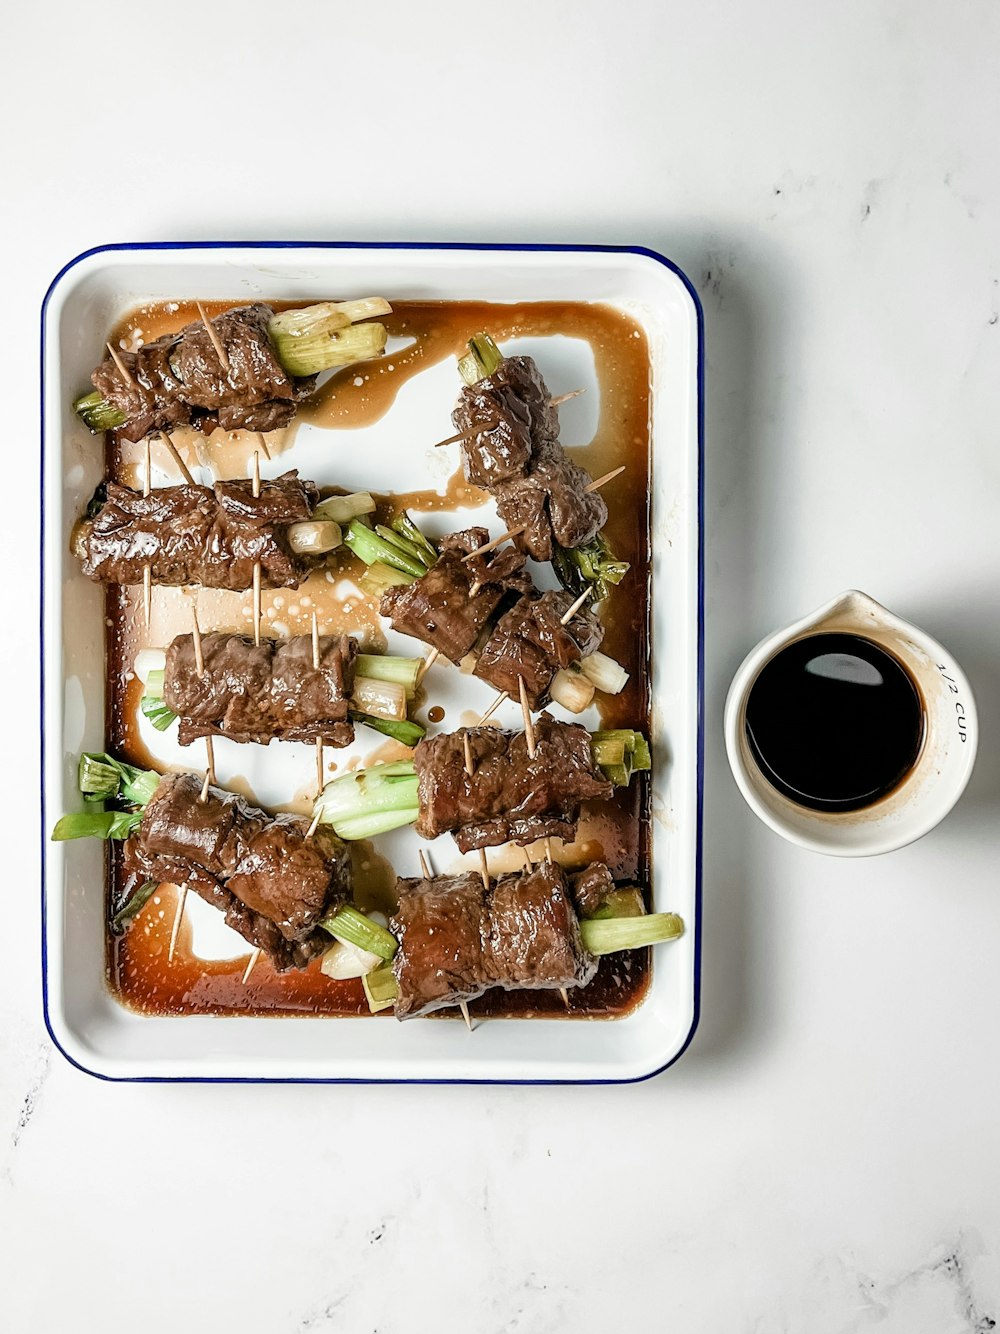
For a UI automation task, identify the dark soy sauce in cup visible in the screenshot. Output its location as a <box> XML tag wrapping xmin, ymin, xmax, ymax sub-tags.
<box><xmin>744</xmin><ymin>633</ymin><xmax>925</xmax><ymax>813</ymax></box>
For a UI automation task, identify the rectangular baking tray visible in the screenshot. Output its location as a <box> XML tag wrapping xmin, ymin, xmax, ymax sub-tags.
<box><xmin>40</xmin><ymin>242</ymin><xmax>703</xmax><ymax>1083</ymax></box>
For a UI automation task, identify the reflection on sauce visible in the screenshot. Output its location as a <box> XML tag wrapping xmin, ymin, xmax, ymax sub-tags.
<box><xmin>104</xmin><ymin>298</ymin><xmax>652</xmax><ymax>1021</ymax></box>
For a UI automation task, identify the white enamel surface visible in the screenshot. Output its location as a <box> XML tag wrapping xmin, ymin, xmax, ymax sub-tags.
<box><xmin>41</xmin><ymin>245</ymin><xmax>702</xmax><ymax>1083</ymax></box>
<box><xmin>725</xmin><ymin>590</ymin><xmax>979</xmax><ymax>854</ymax></box>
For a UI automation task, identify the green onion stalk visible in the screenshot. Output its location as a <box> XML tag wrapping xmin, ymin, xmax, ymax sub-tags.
<box><xmin>111</xmin><ymin>880</ymin><xmax>158</xmax><ymax>933</ymax></box>
<box><xmin>344</xmin><ymin>511</ymin><xmax>438</xmax><ymax>599</ymax></box>
<box><xmin>75</xmin><ymin>300</ymin><xmax>392</xmax><ymax>433</ymax></box>
<box><xmin>51</xmin><ymin>753</ymin><xmax>160</xmax><ymax>843</ymax></box>
<box><xmin>552</xmin><ymin>534</ymin><xmax>630</xmax><ymax>605</ymax></box>
<box><xmin>313</xmin><ymin>729</ymin><xmax>651</xmax><ymax>841</ymax></box>
<box><xmin>320</xmin><ymin>904</ymin><xmax>398</xmax><ymax>960</ymax></box>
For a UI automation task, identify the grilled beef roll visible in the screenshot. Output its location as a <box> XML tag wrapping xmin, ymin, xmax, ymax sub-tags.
<box><xmin>73</xmin><ymin>470</ymin><xmax>320</xmax><ymax>590</ymax></box>
<box><xmin>451</xmin><ymin>355</ymin><xmax>607</xmax><ymax>560</ymax></box>
<box><xmin>379</xmin><ymin>527</ymin><xmax>531</xmax><ymax>665</ymax></box>
<box><xmin>473</xmin><ymin>589</ymin><xmax>603</xmax><ymax>710</ymax></box>
<box><xmin>390</xmin><ymin>862</ymin><xmax>598</xmax><ymax>1019</ymax></box>
<box><xmin>122</xmin><ymin>773</ymin><xmax>350</xmax><ymax>972</ymax></box>
<box><xmin>412</xmin><ymin>717</ymin><xmax>613</xmax><ymax>852</ymax></box>
<box><xmin>91</xmin><ymin>304</ymin><xmax>316</xmax><ymax>442</ymax></box>
<box><xmin>164</xmin><ymin>632</ymin><xmax>358</xmax><ymax>747</ymax></box>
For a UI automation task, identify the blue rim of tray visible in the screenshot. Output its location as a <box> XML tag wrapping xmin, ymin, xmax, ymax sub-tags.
<box><xmin>39</xmin><ymin>241</ymin><xmax>705</xmax><ymax>1085</ymax></box>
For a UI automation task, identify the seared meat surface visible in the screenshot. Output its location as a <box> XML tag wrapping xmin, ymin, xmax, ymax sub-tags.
<box><xmin>474</xmin><ymin>589</ymin><xmax>603</xmax><ymax>709</ymax></box>
<box><xmin>123</xmin><ymin>773</ymin><xmax>350</xmax><ymax>972</ymax></box>
<box><xmin>493</xmin><ymin>442</ymin><xmax>608</xmax><ymax>561</ymax></box>
<box><xmin>91</xmin><ymin>304</ymin><xmax>315</xmax><ymax>442</ymax></box>
<box><xmin>450</xmin><ymin>356</ymin><xmax>560</xmax><ymax>488</ymax></box>
<box><xmin>164</xmin><ymin>632</ymin><xmax>357</xmax><ymax>747</ymax></box>
<box><xmin>451</xmin><ymin>354</ymin><xmax>606</xmax><ymax>559</ymax></box>
<box><xmin>569</xmin><ymin>861</ymin><xmax>617</xmax><ymax>918</ymax></box>
<box><xmin>390</xmin><ymin>863</ymin><xmax>597</xmax><ymax>1020</ymax></box>
<box><xmin>73</xmin><ymin>471</ymin><xmax>319</xmax><ymax>590</ymax></box>
<box><xmin>390</xmin><ymin>874</ymin><xmax>486</xmax><ymax>1019</ymax></box>
<box><xmin>380</xmin><ymin>528</ymin><xmax>531</xmax><ymax>664</ymax></box>
<box><xmin>412</xmin><ymin>716</ymin><xmax>613</xmax><ymax>851</ymax></box>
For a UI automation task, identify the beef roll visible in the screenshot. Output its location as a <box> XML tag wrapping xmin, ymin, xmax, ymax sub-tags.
<box><xmin>164</xmin><ymin>632</ymin><xmax>358</xmax><ymax>747</ymax></box>
<box><xmin>412</xmin><ymin>716</ymin><xmax>613</xmax><ymax>852</ymax></box>
<box><xmin>450</xmin><ymin>356</ymin><xmax>560</xmax><ymax>488</ymax></box>
<box><xmin>474</xmin><ymin>589</ymin><xmax>603</xmax><ymax>709</ymax></box>
<box><xmin>390</xmin><ymin>863</ymin><xmax>597</xmax><ymax>1019</ymax></box>
<box><xmin>451</xmin><ymin>353</ymin><xmax>607</xmax><ymax>560</ymax></box>
<box><xmin>379</xmin><ymin>527</ymin><xmax>531</xmax><ymax>664</ymax></box>
<box><xmin>122</xmin><ymin>772</ymin><xmax>350</xmax><ymax>972</ymax></box>
<box><xmin>73</xmin><ymin>470</ymin><xmax>321</xmax><ymax>590</ymax></box>
<box><xmin>91</xmin><ymin>304</ymin><xmax>316</xmax><ymax>442</ymax></box>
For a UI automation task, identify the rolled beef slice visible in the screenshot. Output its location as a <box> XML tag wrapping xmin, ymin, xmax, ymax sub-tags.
<box><xmin>123</xmin><ymin>772</ymin><xmax>350</xmax><ymax>972</ymax></box>
<box><xmin>412</xmin><ymin>716</ymin><xmax>613</xmax><ymax>852</ymax></box>
<box><xmin>164</xmin><ymin>632</ymin><xmax>358</xmax><ymax>747</ymax></box>
<box><xmin>494</xmin><ymin>443</ymin><xmax>608</xmax><ymax>562</ymax></box>
<box><xmin>73</xmin><ymin>471</ymin><xmax>319</xmax><ymax>590</ymax></box>
<box><xmin>91</xmin><ymin>304</ymin><xmax>316</xmax><ymax>443</ymax></box>
<box><xmin>379</xmin><ymin>527</ymin><xmax>531</xmax><ymax>663</ymax></box>
<box><xmin>390</xmin><ymin>863</ymin><xmax>596</xmax><ymax>1020</ymax></box>
<box><xmin>450</xmin><ymin>356</ymin><xmax>559</xmax><ymax>489</ymax></box>
<box><xmin>474</xmin><ymin>589</ymin><xmax>604</xmax><ymax>709</ymax></box>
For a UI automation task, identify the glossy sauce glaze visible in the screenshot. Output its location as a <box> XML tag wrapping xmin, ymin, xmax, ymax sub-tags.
<box><xmin>104</xmin><ymin>299</ymin><xmax>652</xmax><ymax>1019</ymax></box>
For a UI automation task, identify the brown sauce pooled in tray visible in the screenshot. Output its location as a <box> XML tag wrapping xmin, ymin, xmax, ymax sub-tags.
<box><xmin>103</xmin><ymin>300</ymin><xmax>652</xmax><ymax>1020</ymax></box>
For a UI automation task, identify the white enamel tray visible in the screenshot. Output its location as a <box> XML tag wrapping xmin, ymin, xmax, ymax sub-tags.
<box><xmin>40</xmin><ymin>242</ymin><xmax>703</xmax><ymax>1083</ymax></box>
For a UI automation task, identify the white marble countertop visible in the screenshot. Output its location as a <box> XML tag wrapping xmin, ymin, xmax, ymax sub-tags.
<box><xmin>3</xmin><ymin>1</ymin><xmax>999</xmax><ymax>1329</ymax></box>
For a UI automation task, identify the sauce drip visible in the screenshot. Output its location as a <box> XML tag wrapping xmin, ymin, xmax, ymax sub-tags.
<box><xmin>103</xmin><ymin>298</ymin><xmax>652</xmax><ymax>1020</ymax></box>
<box><xmin>745</xmin><ymin>633</ymin><xmax>925</xmax><ymax>812</ymax></box>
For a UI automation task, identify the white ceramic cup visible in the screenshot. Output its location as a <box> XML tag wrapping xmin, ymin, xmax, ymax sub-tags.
<box><xmin>724</xmin><ymin>590</ymin><xmax>979</xmax><ymax>856</ymax></box>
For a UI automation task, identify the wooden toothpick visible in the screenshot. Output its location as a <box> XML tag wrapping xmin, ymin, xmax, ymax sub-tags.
<box><xmin>197</xmin><ymin>302</ymin><xmax>230</xmax><ymax>374</ymax></box>
<box><xmin>461</xmin><ymin>527</ymin><xmax>523</xmax><ymax>562</ymax></box>
<box><xmin>477</xmin><ymin>691</ymin><xmax>508</xmax><ymax>725</ymax></box>
<box><xmin>191</xmin><ymin>607</ymin><xmax>216</xmax><ymax>797</ymax></box>
<box><xmin>242</xmin><ymin>949</ymin><xmax>261</xmax><ymax>984</ymax></box>
<box><xmin>559</xmin><ymin>588</ymin><xmax>592</xmax><ymax>625</ymax></box>
<box><xmin>584</xmin><ymin>465</ymin><xmax>625</xmax><ymax>494</ymax></box>
<box><xmin>159</xmin><ymin>429</ymin><xmax>196</xmax><ymax>486</ymax></box>
<box><xmin>251</xmin><ymin>450</ymin><xmax>262</xmax><ymax>647</ymax></box>
<box><xmin>167</xmin><ymin>884</ymin><xmax>188</xmax><ymax>963</ymax></box>
<box><xmin>142</xmin><ymin>438</ymin><xmax>152</xmax><ymax>630</ymax></box>
<box><xmin>549</xmin><ymin>389</ymin><xmax>585</xmax><ymax>407</ymax></box>
<box><xmin>416</xmin><ymin>647</ymin><xmax>439</xmax><ymax>683</ymax></box>
<box><xmin>255</xmin><ymin>431</ymin><xmax>272</xmax><ymax>462</ymax></box>
<box><xmin>312</xmin><ymin>611</ymin><xmax>324</xmax><ymax>793</ymax></box>
<box><xmin>107</xmin><ymin>341</ymin><xmax>137</xmax><ymax>388</ymax></box>
<box><xmin>433</xmin><ymin>417</ymin><xmax>498</xmax><ymax>449</ymax></box>
<box><xmin>519</xmin><ymin>676</ymin><xmax>537</xmax><ymax>758</ymax></box>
